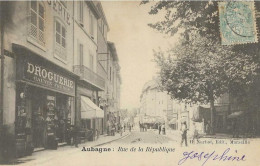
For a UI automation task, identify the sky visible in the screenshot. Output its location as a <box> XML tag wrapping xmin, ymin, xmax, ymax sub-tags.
<box><xmin>102</xmin><ymin>1</ymin><xmax>174</xmax><ymax>110</ymax></box>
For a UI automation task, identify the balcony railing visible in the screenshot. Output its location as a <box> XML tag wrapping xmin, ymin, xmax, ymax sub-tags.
<box><xmin>74</xmin><ymin>65</ymin><xmax>105</xmax><ymax>90</ymax></box>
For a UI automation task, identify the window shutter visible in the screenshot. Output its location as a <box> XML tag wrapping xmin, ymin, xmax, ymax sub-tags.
<box><xmin>38</xmin><ymin>3</ymin><xmax>44</xmax><ymax>44</ymax></box>
<box><xmin>30</xmin><ymin>1</ymin><xmax>38</xmax><ymax>39</ymax></box>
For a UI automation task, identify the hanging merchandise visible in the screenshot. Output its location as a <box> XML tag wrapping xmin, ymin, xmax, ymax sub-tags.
<box><xmin>46</xmin><ymin>95</ymin><xmax>58</xmax><ymax>149</ymax></box>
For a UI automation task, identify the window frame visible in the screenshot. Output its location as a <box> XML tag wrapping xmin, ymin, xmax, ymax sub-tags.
<box><xmin>89</xmin><ymin>11</ymin><xmax>94</xmax><ymax>37</ymax></box>
<box><xmin>100</xmin><ymin>19</ymin><xmax>104</xmax><ymax>35</ymax></box>
<box><xmin>29</xmin><ymin>1</ymin><xmax>45</xmax><ymax>46</ymax></box>
<box><xmin>78</xmin><ymin>43</ymin><xmax>84</xmax><ymax>66</ymax></box>
<box><xmin>89</xmin><ymin>53</ymin><xmax>94</xmax><ymax>71</ymax></box>
<box><xmin>55</xmin><ymin>20</ymin><xmax>66</xmax><ymax>49</ymax></box>
<box><xmin>78</xmin><ymin>1</ymin><xmax>84</xmax><ymax>26</ymax></box>
<box><xmin>54</xmin><ymin>18</ymin><xmax>67</xmax><ymax>63</ymax></box>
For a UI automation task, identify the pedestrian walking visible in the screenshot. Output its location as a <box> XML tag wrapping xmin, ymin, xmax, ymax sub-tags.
<box><xmin>120</xmin><ymin>125</ymin><xmax>123</xmax><ymax>136</ymax></box>
<box><xmin>158</xmin><ymin>123</ymin><xmax>161</xmax><ymax>134</ymax></box>
<box><xmin>107</xmin><ymin>121</ymin><xmax>111</xmax><ymax>136</ymax></box>
<box><xmin>112</xmin><ymin>124</ymin><xmax>115</xmax><ymax>136</ymax></box>
<box><xmin>232</xmin><ymin>119</ymin><xmax>239</xmax><ymax>138</ymax></box>
<box><xmin>181</xmin><ymin>122</ymin><xmax>188</xmax><ymax>147</ymax></box>
<box><xmin>192</xmin><ymin>123</ymin><xmax>199</xmax><ymax>141</ymax></box>
<box><xmin>129</xmin><ymin>124</ymin><xmax>132</xmax><ymax>132</ymax></box>
<box><xmin>162</xmin><ymin>123</ymin><xmax>166</xmax><ymax>135</ymax></box>
<box><xmin>72</xmin><ymin>124</ymin><xmax>80</xmax><ymax>148</ymax></box>
<box><xmin>205</xmin><ymin>121</ymin><xmax>210</xmax><ymax>135</ymax></box>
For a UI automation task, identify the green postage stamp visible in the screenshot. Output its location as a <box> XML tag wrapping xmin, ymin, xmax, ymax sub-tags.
<box><xmin>219</xmin><ymin>1</ymin><xmax>258</xmax><ymax>45</ymax></box>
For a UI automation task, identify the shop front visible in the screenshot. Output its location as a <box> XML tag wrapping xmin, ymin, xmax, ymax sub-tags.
<box><xmin>76</xmin><ymin>84</ymin><xmax>104</xmax><ymax>143</ymax></box>
<box><xmin>15</xmin><ymin>52</ymin><xmax>76</xmax><ymax>156</ymax></box>
<box><xmin>80</xmin><ymin>96</ymin><xmax>104</xmax><ymax>141</ymax></box>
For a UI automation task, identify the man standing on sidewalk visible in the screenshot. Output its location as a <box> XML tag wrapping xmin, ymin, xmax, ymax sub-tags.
<box><xmin>180</xmin><ymin>122</ymin><xmax>188</xmax><ymax>147</ymax></box>
<box><xmin>162</xmin><ymin>123</ymin><xmax>166</xmax><ymax>135</ymax></box>
<box><xmin>120</xmin><ymin>125</ymin><xmax>123</xmax><ymax>136</ymax></box>
<box><xmin>73</xmin><ymin>124</ymin><xmax>80</xmax><ymax>148</ymax></box>
<box><xmin>129</xmin><ymin>124</ymin><xmax>131</xmax><ymax>132</ymax></box>
<box><xmin>158</xmin><ymin>123</ymin><xmax>161</xmax><ymax>134</ymax></box>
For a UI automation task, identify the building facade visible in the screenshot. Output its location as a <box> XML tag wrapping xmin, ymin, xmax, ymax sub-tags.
<box><xmin>95</xmin><ymin>1</ymin><xmax>110</xmax><ymax>134</ymax></box>
<box><xmin>0</xmin><ymin>1</ymin><xmax>77</xmax><ymax>158</ymax></box>
<box><xmin>0</xmin><ymin>1</ymin><xmax>121</xmax><ymax>159</ymax></box>
<box><xmin>106</xmin><ymin>41</ymin><xmax>121</xmax><ymax>134</ymax></box>
<box><xmin>140</xmin><ymin>79</ymin><xmax>173</xmax><ymax>126</ymax></box>
<box><xmin>73</xmin><ymin>1</ymin><xmax>105</xmax><ymax>142</ymax></box>
<box><xmin>139</xmin><ymin>78</ymin><xmax>204</xmax><ymax>133</ymax></box>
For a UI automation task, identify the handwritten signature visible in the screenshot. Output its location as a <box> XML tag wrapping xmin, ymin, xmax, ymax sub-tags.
<box><xmin>178</xmin><ymin>148</ymin><xmax>246</xmax><ymax>166</ymax></box>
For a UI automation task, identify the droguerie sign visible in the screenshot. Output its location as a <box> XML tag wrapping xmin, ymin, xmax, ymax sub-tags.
<box><xmin>23</xmin><ymin>61</ymin><xmax>75</xmax><ymax>95</ymax></box>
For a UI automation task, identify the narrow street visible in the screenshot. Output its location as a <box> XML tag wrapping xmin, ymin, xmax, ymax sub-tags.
<box><xmin>11</xmin><ymin>129</ymin><xmax>176</xmax><ymax>166</ymax></box>
<box><xmin>108</xmin><ymin>129</ymin><xmax>177</xmax><ymax>144</ymax></box>
<box><xmin>6</xmin><ymin>128</ymin><xmax>259</xmax><ymax>166</ymax></box>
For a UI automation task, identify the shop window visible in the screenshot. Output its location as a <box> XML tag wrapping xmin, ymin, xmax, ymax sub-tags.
<box><xmin>56</xmin><ymin>95</ymin><xmax>72</xmax><ymax>143</ymax></box>
<box><xmin>54</xmin><ymin>19</ymin><xmax>67</xmax><ymax>62</ymax></box>
<box><xmin>29</xmin><ymin>1</ymin><xmax>45</xmax><ymax>46</ymax></box>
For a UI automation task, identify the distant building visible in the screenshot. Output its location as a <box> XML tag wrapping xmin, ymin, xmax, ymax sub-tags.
<box><xmin>140</xmin><ymin>78</ymin><xmax>179</xmax><ymax>128</ymax></box>
<box><xmin>139</xmin><ymin>78</ymin><xmax>206</xmax><ymax>133</ymax></box>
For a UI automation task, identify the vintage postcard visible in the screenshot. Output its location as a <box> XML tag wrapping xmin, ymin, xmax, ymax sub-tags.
<box><xmin>0</xmin><ymin>0</ymin><xmax>260</xmax><ymax>166</ymax></box>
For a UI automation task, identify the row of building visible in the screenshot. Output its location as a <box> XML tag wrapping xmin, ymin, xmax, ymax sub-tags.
<box><xmin>138</xmin><ymin>78</ymin><xmax>190</xmax><ymax>130</ymax></box>
<box><xmin>0</xmin><ymin>1</ymin><xmax>121</xmax><ymax>159</ymax></box>
<box><xmin>138</xmin><ymin>78</ymin><xmax>260</xmax><ymax>137</ymax></box>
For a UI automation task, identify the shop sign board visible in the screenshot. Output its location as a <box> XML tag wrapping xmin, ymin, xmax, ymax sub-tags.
<box><xmin>18</xmin><ymin>58</ymin><xmax>75</xmax><ymax>96</ymax></box>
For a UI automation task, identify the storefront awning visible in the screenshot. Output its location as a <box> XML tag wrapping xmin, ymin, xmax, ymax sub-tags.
<box><xmin>81</xmin><ymin>96</ymin><xmax>104</xmax><ymax>119</ymax></box>
<box><xmin>227</xmin><ymin>111</ymin><xmax>244</xmax><ymax>119</ymax></box>
<box><xmin>169</xmin><ymin>118</ymin><xmax>177</xmax><ymax>124</ymax></box>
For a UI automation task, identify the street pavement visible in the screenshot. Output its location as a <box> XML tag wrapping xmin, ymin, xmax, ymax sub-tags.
<box><xmin>2</xmin><ymin>128</ymin><xmax>258</xmax><ymax>166</ymax></box>
<box><xmin>7</xmin><ymin>129</ymin><xmax>177</xmax><ymax>166</ymax></box>
<box><xmin>108</xmin><ymin>129</ymin><xmax>177</xmax><ymax>144</ymax></box>
<box><xmin>5</xmin><ymin>131</ymin><xmax>129</xmax><ymax>166</ymax></box>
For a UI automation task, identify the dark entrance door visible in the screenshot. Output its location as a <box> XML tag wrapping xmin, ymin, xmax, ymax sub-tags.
<box><xmin>31</xmin><ymin>88</ymin><xmax>46</xmax><ymax>148</ymax></box>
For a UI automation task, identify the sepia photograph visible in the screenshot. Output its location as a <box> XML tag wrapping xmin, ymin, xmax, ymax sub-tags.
<box><xmin>0</xmin><ymin>0</ymin><xmax>260</xmax><ymax>166</ymax></box>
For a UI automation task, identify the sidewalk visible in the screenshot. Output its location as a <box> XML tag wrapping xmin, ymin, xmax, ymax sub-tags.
<box><xmin>200</xmin><ymin>133</ymin><xmax>233</xmax><ymax>139</ymax></box>
<box><xmin>9</xmin><ymin>131</ymin><xmax>130</xmax><ymax>165</ymax></box>
<box><xmin>160</xmin><ymin>129</ymin><xmax>240</xmax><ymax>140</ymax></box>
<box><xmin>82</xmin><ymin>131</ymin><xmax>130</xmax><ymax>147</ymax></box>
<box><xmin>158</xmin><ymin>128</ymin><xmax>260</xmax><ymax>140</ymax></box>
